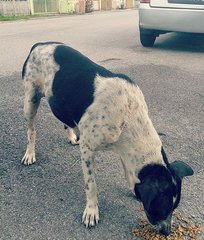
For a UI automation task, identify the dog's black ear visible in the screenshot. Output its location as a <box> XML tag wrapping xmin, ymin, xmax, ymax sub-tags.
<box><xmin>134</xmin><ymin>182</ymin><xmax>158</xmax><ymax>210</ymax></box>
<box><xmin>170</xmin><ymin>161</ymin><xmax>194</xmax><ymax>179</ymax></box>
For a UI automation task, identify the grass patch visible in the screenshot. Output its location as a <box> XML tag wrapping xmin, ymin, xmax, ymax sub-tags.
<box><xmin>0</xmin><ymin>14</ymin><xmax>71</xmax><ymax>21</ymax></box>
<box><xmin>0</xmin><ymin>15</ymin><xmax>31</xmax><ymax>21</ymax></box>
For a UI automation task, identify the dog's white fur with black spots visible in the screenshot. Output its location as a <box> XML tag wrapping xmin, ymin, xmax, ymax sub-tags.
<box><xmin>22</xmin><ymin>42</ymin><xmax>193</xmax><ymax>236</ymax></box>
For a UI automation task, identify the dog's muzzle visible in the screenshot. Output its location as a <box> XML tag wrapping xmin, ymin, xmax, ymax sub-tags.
<box><xmin>145</xmin><ymin>210</ymin><xmax>173</xmax><ymax>236</ymax></box>
<box><xmin>157</xmin><ymin>214</ymin><xmax>172</xmax><ymax>236</ymax></box>
<box><xmin>158</xmin><ymin>221</ymin><xmax>171</xmax><ymax>236</ymax></box>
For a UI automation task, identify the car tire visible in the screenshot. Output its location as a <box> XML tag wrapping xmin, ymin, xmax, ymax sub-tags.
<box><xmin>140</xmin><ymin>32</ymin><xmax>156</xmax><ymax>47</ymax></box>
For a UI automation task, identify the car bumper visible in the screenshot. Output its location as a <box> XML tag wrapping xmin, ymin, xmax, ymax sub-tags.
<box><xmin>139</xmin><ymin>4</ymin><xmax>204</xmax><ymax>33</ymax></box>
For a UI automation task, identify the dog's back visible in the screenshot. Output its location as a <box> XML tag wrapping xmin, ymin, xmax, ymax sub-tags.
<box><xmin>22</xmin><ymin>42</ymin><xmax>133</xmax><ymax>128</ymax></box>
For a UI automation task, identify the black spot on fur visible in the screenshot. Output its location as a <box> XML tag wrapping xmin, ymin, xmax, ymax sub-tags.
<box><xmin>85</xmin><ymin>160</ymin><xmax>90</xmax><ymax>168</ymax></box>
<box><xmin>137</xmin><ymin>117</ymin><xmax>142</xmax><ymax>125</ymax></box>
<box><xmin>31</xmin><ymin>86</ymin><xmax>43</xmax><ymax>104</ymax></box>
<box><xmin>88</xmin><ymin>178</ymin><xmax>93</xmax><ymax>183</ymax></box>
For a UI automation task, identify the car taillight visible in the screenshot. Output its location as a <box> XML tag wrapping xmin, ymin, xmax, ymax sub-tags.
<box><xmin>140</xmin><ymin>0</ymin><xmax>150</xmax><ymax>3</ymax></box>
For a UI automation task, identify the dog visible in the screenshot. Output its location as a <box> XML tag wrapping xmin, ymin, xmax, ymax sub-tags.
<box><xmin>21</xmin><ymin>42</ymin><xmax>194</xmax><ymax>236</ymax></box>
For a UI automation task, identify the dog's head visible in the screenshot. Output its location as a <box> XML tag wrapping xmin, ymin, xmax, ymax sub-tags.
<box><xmin>134</xmin><ymin>161</ymin><xmax>193</xmax><ymax>236</ymax></box>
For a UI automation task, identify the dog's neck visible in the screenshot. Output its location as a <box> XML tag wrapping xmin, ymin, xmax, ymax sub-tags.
<box><xmin>142</xmin><ymin>146</ymin><xmax>171</xmax><ymax>170</ymax></box>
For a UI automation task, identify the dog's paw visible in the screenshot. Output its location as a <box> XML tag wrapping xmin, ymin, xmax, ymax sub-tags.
<box><xmin>69</xmin><ymin>138</ymin><xmax>80</xmax><ymax>145</ymax></box>
<box><xmin>21</xmin><ymin>150</ymin><xmax>36</xmax><ymax>165</ymax></box>
<box><xmin>82</xmin><ymin>204</ymin><xmax>99</xmax><ymax>227</ymax></box>
<box><xmin>67</xmin><ymin>128</ymin><xmax>80</xmax><ymax>145</ymax></box>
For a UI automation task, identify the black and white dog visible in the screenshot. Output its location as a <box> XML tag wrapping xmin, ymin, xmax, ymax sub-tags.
<box><xmin>22</xmin><ymin>42</ymin><xmax>193</xmax><ymax>236</ymax></box>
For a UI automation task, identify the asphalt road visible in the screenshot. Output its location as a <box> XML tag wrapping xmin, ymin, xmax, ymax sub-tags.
<box><xmin>0</xmin><ymin>9</ymin><xmax>204</xmax><ymax>240</ymax></box>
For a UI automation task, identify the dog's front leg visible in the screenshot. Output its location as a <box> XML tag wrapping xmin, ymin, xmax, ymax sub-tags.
<box><xmin>81</xmin><ymin>145</ymin><xmax>99</xmax><ymax>227</ymax></box>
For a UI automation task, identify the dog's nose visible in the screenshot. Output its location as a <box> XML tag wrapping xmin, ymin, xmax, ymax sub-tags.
<box><xmin>159</xmin><ymin>222</ymin><xmax>171</xmax><ymax>236</ymax></box>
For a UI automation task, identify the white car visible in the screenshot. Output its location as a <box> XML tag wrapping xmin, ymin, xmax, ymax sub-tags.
<box><xmin>138</xmin><ymin>0</ymin><xmax>204</xmax><ymax>47</ymax></box>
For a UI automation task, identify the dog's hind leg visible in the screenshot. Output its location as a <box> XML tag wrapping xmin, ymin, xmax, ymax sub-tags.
<box><xmin>64</xmin><ymin>125</ymin><xmax>79</xmax><ymax>145</ymax></box>
<box><xmin>22</xmin><ymin>81</ymin><xmax>43</xmax><ymax>165</ymax></box>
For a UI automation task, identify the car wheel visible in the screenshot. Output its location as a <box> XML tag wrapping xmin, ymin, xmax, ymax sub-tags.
<box><xmin>140</xmin><ymin>32</ymin><xmax>156</xmax><ymax>47</ymax></box>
